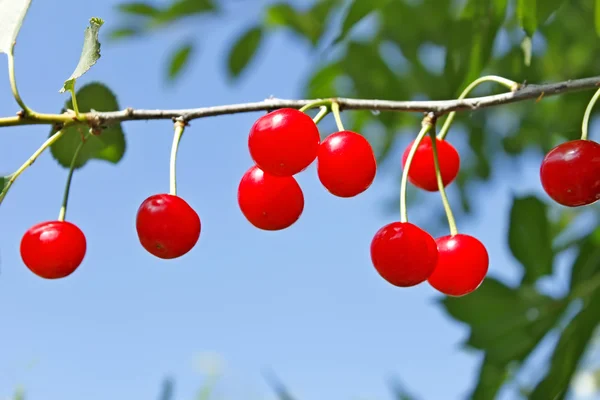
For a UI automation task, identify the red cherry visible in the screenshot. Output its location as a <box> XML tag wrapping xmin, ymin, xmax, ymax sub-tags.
<box><xmin>136</xmin><ymin>194</ymin><xmax>201</xmax><ymax>259</ymax></box>
<box><xmin>540</xmin><ymin>139</ymin><xmax>600</xmax><ymax>207</ymax></box>
<box><xmin>20</xmin><ymin>220</ymin><xmax>87</xmax><ymax>279</ymax></box>
<box><xmin>248</xmin><ymin>108</ymin><xmax>321</xmax><ymax>176</ymax></box>
<box><xmin>370</xmin><ymin>222</ymin><xmax>439</xmax><ymax>287</ymax></box>
<box><xmin>427</xmin><ymin>234</ymin><xmax>489</xmax><ymax>297</ymax></box>
<box><xmin>317</xmin><ymin>130</ymin><xmax>377</xmax><ymax>197</ymax></box>
<box><xmin>238</xmin><ymin>165</ymin><xmax>304</xmax><ymax>230</ymax></box>
<box><xmin>401</xmin><ymin>136</ymin><xmax>460</xmax><ymax>192</ymax></box>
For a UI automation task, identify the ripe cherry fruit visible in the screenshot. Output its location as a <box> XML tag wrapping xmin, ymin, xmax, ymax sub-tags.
<box><xmin>20</xmin><ymin>220</ymin><xmax>87</xmax><ymax>279</ymax></box>
<box><xmin>427</xmin><ymin>234</ymin><xmax>489</xmax><ymax>297</ymax></box>
<box><xmin>136</xmin><ymin>194</ymin><xmax>201</xmax><ymax>259</ymax></box>
<box><xmin>401</xmin><ymin>136</ymin><xmax>460</xmax><ymax>192</ymax></box>
<box><xmin>370</xmin><ymin>222</ymin><xmax>439</xmax><ymax>287</ymax></box>
<box><xmin>248</xmin><ymin>108</ymin><xmax>321</xmax><ymax>177</ymax></box>
<box><xmin>317</xmin><ymin>130</ymin><xmax>377</xmax><ymax>197</ymax></box>
<box><xmin>540</xmin><ymin>139</ymin><xmax>600</xmax><ymax>207</ymax></box>
<box><xmin>238</xmin><ymin>165</ymin><xmax>304</xmax><ymax>231</ymax></box>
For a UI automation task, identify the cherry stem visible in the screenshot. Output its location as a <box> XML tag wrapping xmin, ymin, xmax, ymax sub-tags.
<box><xmin>170</xmin><ymin>121</ymin><xmax>186</xmax><ymax>196</ymax></box>
<box><xmin>7</xmin><ymin>47</ymin><xmax>32</xmax><ymax>115</ymax></box>
<box><xmin>69</xmin><ymin>85</ymin><xmax>81</xmax><ymax>116</ymax></box>
<box><xmin>581</xmin><ymin>88</ymin><xmax>600</xmax><ymax>141</ymax></box>
<box><xmin>429</xmin><ymin>129</ymin><xmax>458</xmax><ymax>235</ymax></box>
<box><xmin>331</xmin><ymin>101</ymin><xmax>345</xmax><ymax>131</ymax></box>
<box><xmin>437</xmin><ymin>75</ymin><xmax>519</xmax><ymax>141</ymax></box>
<box><xmin>58</xmin><ymin>133</ymin><xmax>88</xmax><ymax>222</ymax></box>
<box><xmin>0</xmin><ymin>129</ymin><xmax>67</xmax><ymax>205</ymax></box>
<box><xmin>400</xmin><ymin>119</ymin><xmax>433</xmax><ymax>223</ymax></box>
<box><xmin>312</xmin><ymin>106</ymin><xmax>329</xmax><ymax>124</ymax></box>
<box><xmin>299</xmin><ymin>99</ymin><xmax>332</xmax><ymax>113</ymax></box>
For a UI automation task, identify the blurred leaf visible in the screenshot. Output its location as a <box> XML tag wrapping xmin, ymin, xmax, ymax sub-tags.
<box><xmin>157</xmin><ymin>377</ymin><xmax>174</xmax><ymax>400</ymax></box>
<box><xmin>153</xmin><ymin>0</ymin><xmax>216</xmax><ymax>25</ymax></box>
<box><xmin>227</xmin><ymin>26</ymin><xmax>263</xmax><ymax>79</ymax></box>
<box><xmin>508</xmin><ymin>196</ymin><xmax>554</xmax><ymax>284</ymax></box>
<box><xmin>529</xmin><ymin>290</ymin><xmax>600</xmax><ymax>400</ymax></box>
<box><xmin>536</xmin><ymin>0</ymin><xmax>566</xmax><ymax>25</ymax></box>
<box><xmin>570</xmin><ymin>229</ymin><xmax>600</xmax><ymax>290</ymax></box>
<box><xmin>305</xmin><ymin>62</ymin><xmax>343</xmax><ymax>98</ymax></box>
<box><xmin>0</xmin><ymin>0</ymin><xmax>31</xmax><ymax>54</ymax></box>
<box><xmin>167</xmin><ymin>42</ymin><xmax>194</xmax><ymax>81</ymax></box>
<box><xmin>596</xmin><ymin>0</ymin><xmax>600</xmax><ymax>37</ymax></box>
<box><xmin>441</xmin><ymin>278</ymin><xmax>565</xmax><ymax>364</ymax></box>
<box><xmin>264</xmin><ymin>1</ymin><xmax>337</xmax><ymax>46</ymax></box>
<box><xmin>388</xmin><ymin>376</ymin><xmax>418</xmax><ymax>400</ymax></box>
<box><xmin>332</xmin><ymin>0</ymin><xmax>390</xmax><ymax>45</ymax></box>
<box><xmin>117</xmin><ymin>2</ymin><xmax>159</xmax><ymax>17</ymax></box>
<box><xmin>517</xmin><ymin>0</ymin><xmax>538</xmax><ymax>36</ymax></box>
<box><xmin>469</xmin><ymin>356</ymin><xmax>510</xmax><ymax>400</ymax></box>
<box><xmin>265</xmin><ymin>371</ymin><xmax>296</xmax><ymax>400</ymax></box>
<box><xmin>60</xmin><ymin>17</ymin><xmax>104</xmax><ymax>93</ymax></box>
<box><xmin>108</xmin><ymin>26</ymin><xmax>141</xmax><ymax>40</ymax></box>
<box><xmin>51</xmin><ymin>82</ymin><xmax>126</xmax><ymax>169</ymax></box>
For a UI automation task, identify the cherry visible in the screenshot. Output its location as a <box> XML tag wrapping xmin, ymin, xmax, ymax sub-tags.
<box><xmin>540</xmin><ymin>139</ymin><xmax>600</xmax><ymax>207</ymax></box>
<box><xmin>248</xmin><ymin>108</ymin><xmax>321</xmax><ymax>176</ymax></box>
<box><xmin>238</xmin><ymin>165</ymin><xmax>304</xmax><ymax>230</ymax></box>
<box><xmin>427</xmin><ymin>234</ymin><xmax>488</xmax><ymax>297</ymax></box>
<box><xmin>370</xmin><ymin>222</ymin><xmax>439</xmax><ymax>287</ymax></box>
<box><xmin>136</xmin><ymin>194</ymin><xmax>201</xmax><ymax>259</ymax></box>
<box><xmin>401</xmin><ymin>136</ymin><xmax>460</xmax><ymax>192</ymax></box>
<box><xmin>20</xmin><ymin>220</ymin><xmax>87</xmax><ymax>279</ymax></box>
<box><xmin>317</xmin><ymin>130</ymin><xmax>377</xmax><ymax>197</ymax></box>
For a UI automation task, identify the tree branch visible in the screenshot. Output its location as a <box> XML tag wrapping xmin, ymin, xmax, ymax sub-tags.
<box><xmin>1</xmin><ymin>75</ymin><xmax>599</xmax><ymax>128</ymax></box>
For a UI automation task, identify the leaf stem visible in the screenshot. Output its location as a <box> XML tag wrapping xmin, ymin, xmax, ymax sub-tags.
<box><xmin>330</xmin><ymin>101</ymin><xmax>345</xmax><ymax>131</ymax></box>
<box><xmin>58</xmin><ymin>135</ymin><xmax>87</xmax><ymax>221</ymax></box>
<box><xmin>312</xmin><ymin>106</ymin><xmax>329</xmax><ymax>124</ymax></box>
<box><xmin>400</xmin><ymin>119</ymin><xmax>433</xmax><ymax>223</ymax></box>
<box><xmin>299</xmin><ymin>99</ymin><xmax>332</xmax><ymax>112</ymax></box>
<box><xmin>581</xmin><ymin>88</ymin><xmax>600</xmax><ymax>141</ymax></box>
<box><xmin>437</xmin><ymin>75</ymin><xmax>519</xmax><ymax>140</ymax></box>
<box><xmin>170</xmin><ymin>121</ymin><xmax>186</xmax><ymax>196</ymax></box>
<box><xmin>0</xmin><ymin>129</ymin><xmax>66</xmax><ymax>204</ymax></box>
<box><xmin>429</xmin><ymin>129</ymin><xmax>458</xmax><ymax>235</ymax></box>
<box><xmin>7</xmin><ymin>47</ymin><xmax>32</xmax><ymax>115</ymax></box>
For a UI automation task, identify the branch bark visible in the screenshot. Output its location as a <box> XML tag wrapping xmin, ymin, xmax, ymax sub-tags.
<box><xmin>1</xmin><ymin>75</ymin><xmax>599</xmax><ymax>128</ymax></box>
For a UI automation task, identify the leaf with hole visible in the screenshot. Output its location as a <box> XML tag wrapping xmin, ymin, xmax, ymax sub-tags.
<box><xmin>227</xmin><ymin>26</ymin><xmax>263</xmax><ymax>79</ymax></box>
<box><xmin>60</xmin><ymin>18</ymin><xmax>104</xmax><ymax>93</ymax></box>
<box><xmin>50</xmin><ymin>82</ymin><xmax>126</xmax><ymax>169</ymax></box>
<box><xmin>0</xmin><ymin>0</ymin><xmax>31</xmax><ymax>54</ymax></box>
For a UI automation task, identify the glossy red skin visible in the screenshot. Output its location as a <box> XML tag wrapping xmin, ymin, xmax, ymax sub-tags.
<box><xmin>401</xmin><ymin>136</ymin><xmax>460</xmax><ymax>192</ymax></box>
<box><xmin>540</xmin><ymin>139</ymin><xmax>600</xmax><ymax>207</ymax></box>
<box><xmin>238</xmin><ymin>165</ymin><xmax>304</xmax><ymax>231</ymax></box>
<box><xmin>136</xmin><ymin>194</ymin><xmax>201</xmax><ymax>259</ymax></box>
<box><xmin>370</xmin><ymin>222</ymin><xmax>439</xmax><ymax>287</ymax></box>
<box><xmin>248</xmin><ymin>108</ymin><xmax>321</xmax><ymax>177</ymax></box>
<box><xmin>317</xmin><ymin>130</ymin><xmax>377</xmax><ymax>197</ymax></box>
<box><xmin>20</xmin><ymin>220</ymin><xmax>86</xmax><ymax>279</ymax></box>
<box><xmin>427</xmin><ymin>234</ymin><xmax>489</xmax><ymax>297</ymax></box>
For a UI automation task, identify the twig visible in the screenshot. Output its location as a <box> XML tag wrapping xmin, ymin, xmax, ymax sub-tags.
<box><xmin>1</xmin><ymin>75</ymin><xmax>599</xmax><ymax>128</ymax></box>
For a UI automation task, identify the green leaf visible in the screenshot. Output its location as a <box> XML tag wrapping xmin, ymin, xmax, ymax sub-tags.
<box><xmin>517</xmin><ymin>0</ymin><xmax>537</xmax><ymax>37</ymax></box>
<box><xmin>469</xmin><ymin>356</ymin><xmax>510</xmax><ymax>400</ymax></box>
<box><xmin>152</xmin><ymin>0</ymin><xmax>215</xmax><ymax>25</ymax></box>
<box><xmin>60</xmin><ymin>17</ymin><xmax>104</xmax><ymax>93</ymax></box>
<box><xmin>167</xmin><ymin>42</ymin><xmax>194</xmax><ymax>81</ymax></box>
<box><xmin>596</xmin><ymin>0</ymin><xmax>600</xmax><ymax>37</ymax></box>
<box><xmin>441</xmin><ymin>278</ymin><xmax>565</xmax><ymax>364</ymax></box>
<box><xmin>570</xmin><ymin>229</ymin><xmax>600</xmax><ymax>290</ymax></box>
<box><xmin>332</xmin><ymin>0</ymin><xmax>390</xmax><ymax>45</ymax></box>
<box><xmin>508</xmin><ymin>195</ymin><xmax>554</xmax><ymax>284</ymax></box>
<box><xmin>264</xmin><ymin>2</ymin><xmax>333</xmax><ymax>46</ymax></box>
<box><xmin>107</xmin><ymin>27</ymin><xmax>141</xmax><ymax>40</ymax></box>
<box><xmin>227</xmin><ymin>26</ymin><xmax>263</xmax><ymax>79</ymax></box>
<box><xmin>529</xmin><ymin>290</ymin><xmax>600</xmax><ymax>400</ymax></box>
<box><xmin>50</xmin><ymin>82</ymin><xmax>126</xmax><ymax>169</ymax></box>
<box><xmin>0</xmin><ymin>0</ymin><xmax>32</xmax><ymax>54</ymax></box>
<box><xmin>536</xmin><ymin>0</ymin><xmax>566</xmax><ymax>25</ymax></box>
<box><xmin>117</xmin><ymin>2</ymin><xmax>160</xmax><ymax>17</ymax></box>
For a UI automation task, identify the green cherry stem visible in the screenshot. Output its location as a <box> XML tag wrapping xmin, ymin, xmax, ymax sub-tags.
<box><xmin>0</xmin><ymin>129</ymin><xmax>67</xmax><ymax>205</ymax></box>
<box><xmin>581</xmin><ymin>88</ymin><xmax>600</xmax><ymax>141</ymax></box>
<box><xmin>429</xmin><ymin>129</ymin><xmax>458</xmax><ymax>235</ymax></box>
<box><xmin>69</xmin><ymin>85</ymin><xmax>81</xmax><ymax>116</ymax></box>
<box><xmin>400</xmin><ymin>119</ymin><xmax>433</xmax><ymax>223</ymax></box>
<box><xmin>58</xmin><ymin>134</ymin><xmax>88</xmax><ymax>222</ymax></box>
<box><xmin>331</xmin><ymin>101</ymin><xmax>345</xmax><ymax>131</ymax></box>
<box><xmin>7</xmin><ymin>47</ymin><xmax>32</xmax><ymax>115</ymax></box>
<box><xmin>299</xmin><ymin>99</ymin><xmax>332</xmax><ymax>113</ymax></box>
<box><xmin>437</xmin><ymin>75</ymin><xmax>519</xmax><ymax>141</ymax></box>
<box><xmin>312</xmin><ymin>106</ymin><xmax>329</xmax><ymax>124</ymax></box>
<box><xmin>170</xmin><ymin>121</ymin><xmax>186</xmax><ymax>196</ymax></box>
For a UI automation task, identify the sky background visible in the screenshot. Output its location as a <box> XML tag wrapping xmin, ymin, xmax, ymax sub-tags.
<box><xmin>0</xmin><ymin>1</ymin><xmax>593</xmax><ymax>400</ymax></box>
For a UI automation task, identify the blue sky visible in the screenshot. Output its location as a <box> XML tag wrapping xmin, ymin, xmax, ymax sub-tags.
<box><xmin>0</xmin><ymin>1</ymin><xmax>586</xmax><ymax>400</ymax></box>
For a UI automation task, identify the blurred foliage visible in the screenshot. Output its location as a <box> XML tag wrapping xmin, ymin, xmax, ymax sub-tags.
<box><xmin>110</xmin><ymin>0</ymin><xmax>600</xmax><ymax>399</ymax></box>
